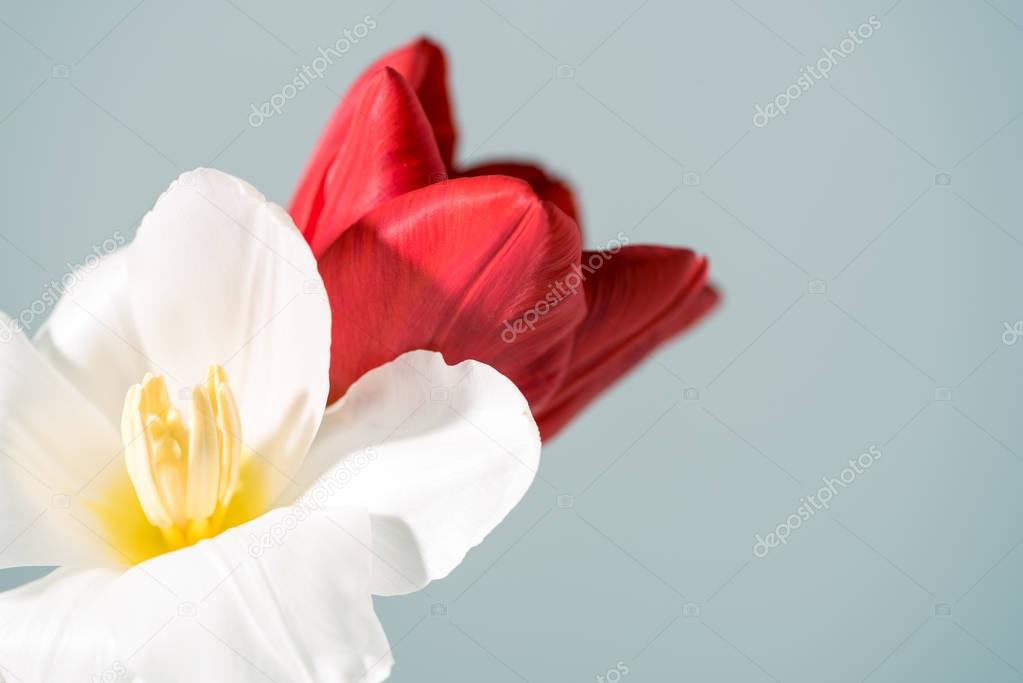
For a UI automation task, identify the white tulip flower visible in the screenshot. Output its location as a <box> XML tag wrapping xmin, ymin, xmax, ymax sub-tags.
<box><xmin>0</xmin><ymin>169</ymin><xmax>540</xmax><ymax>683</ymax></box>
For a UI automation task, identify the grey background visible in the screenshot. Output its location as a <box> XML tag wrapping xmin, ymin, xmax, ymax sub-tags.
<box><xmin>1</xmin><ymin>0</ymin><xmax>1022</xmax><ymax>680</ymax></box>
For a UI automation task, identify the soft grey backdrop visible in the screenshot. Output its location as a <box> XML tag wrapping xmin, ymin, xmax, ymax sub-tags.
<box><xmin>1</xmin><ymin>0</ymin><xmax>1021</xmax><ymax>681</ymax></box>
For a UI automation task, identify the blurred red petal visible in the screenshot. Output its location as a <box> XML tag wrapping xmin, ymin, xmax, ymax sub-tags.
<box><xmin>318</xmin><ymin>176</ymin><xmax>586</xmax><ymax>408</ymax></box>
<box><xmin>390</xmin><ymin>38</ymin><xmax>456</xmax><ymax>168</ymax></box>
<box><xmin>306</xmin><ymin>68</ymin><xmax>445</xmax><ymax>257</ymax></box>
<box><xmin>536</xmin><ymin>247</ymin><xmax>719</xmax><ymax>437</ymax></box>
<box><xmin>291</xmin><ymin>37</ymin><xmax>457</xmax><ymax>243</ymax></box>
<box><xmin>461</xmin><ymin>162</ymin><xmax>581</xmax><ymax>226</ymax></box>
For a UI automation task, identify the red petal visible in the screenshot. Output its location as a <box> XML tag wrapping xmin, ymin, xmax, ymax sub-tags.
<box><xmin>291</xmin><ymin>38</ymin><xmax>457</xmax><ymax>238</ymax></box>
<box><xmin>305</xmin><ymin>68</ymin><xmax>446</xmax><ymax>258</ymax></box>
<box><xmin>461</xmin><ymin>162</ymin><xmax>581</xmax><ymax>225</ymax></box>
<box><xmin>535</xmin><ymin>247</ymin><xmax>719</xmax><ymax>437</ymax></box>
<box><xmin>319</xmin><ymin>176</ymin><xmax>586</xmax><ymax>408</ymax></box>
<box><xmin>389</xmin><ymin>38</ymin><xmax>456</xmax><ymax>169</ymax></box>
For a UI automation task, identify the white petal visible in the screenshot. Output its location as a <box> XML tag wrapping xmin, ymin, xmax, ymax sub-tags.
<box><xmin>37</xmin><ymin>168</ymin><xmax>332</xmax><ymax>479</ymax></box>
<box><xmin>34</xmin><ymin>248</ymin><xmax>149</xmax><ymax>431</ymax></box>
<box><xmin>295</xmin><ymin>350</ymin><xmax>542</xmax><ymax>596</ymax></box>
<box><xmin>0</xmin><ymin>568</ymin><xmax>121</xmax><ymax>681</ymax></box>
<box><xmin>0</xmin><ymin>506</ymin><xmax>392</xmax><ymax>683</ymax></box>
<box><xmin>0</xmin><ymin>314</ymin><xmax>124</xmax><ymax>568</ymax></box>
<box><xmin>129</xmin><ymin>168</ymin><xmax>330</xmax><ymax>477</ymax></box>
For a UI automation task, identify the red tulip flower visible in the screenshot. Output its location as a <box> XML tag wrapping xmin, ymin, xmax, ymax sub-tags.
<box><xmin>291</xmin><ymin>38</ymin><xmax>719</xmax><ymax>439</ymax></box>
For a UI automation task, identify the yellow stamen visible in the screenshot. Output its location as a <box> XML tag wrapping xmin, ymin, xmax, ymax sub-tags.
<box><xmin>120</xmin><ymin>365</ymin><xmax>242</xmax><ymax>543</ymax></box>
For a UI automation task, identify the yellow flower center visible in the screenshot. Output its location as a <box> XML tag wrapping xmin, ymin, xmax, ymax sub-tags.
<box><xmin>120</xmin><ymin>365</ymin><xmax>242</xmax><ymax>548</ymax></box>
